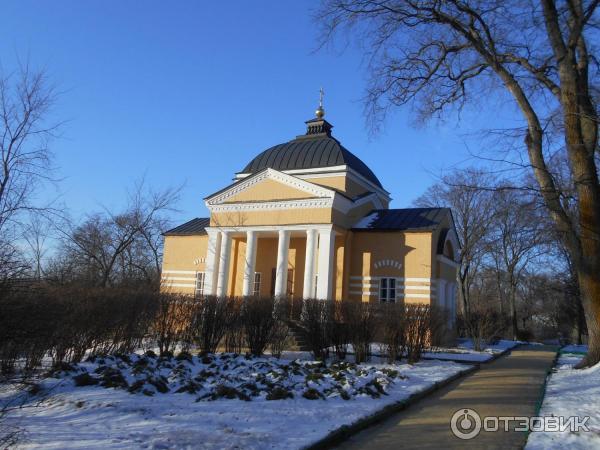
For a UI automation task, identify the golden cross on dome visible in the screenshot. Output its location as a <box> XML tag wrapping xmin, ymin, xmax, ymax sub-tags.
<box><xmin>316</xmin><ymin>87</ymin><xmax>325</xmax><ymax>119</ymax></box>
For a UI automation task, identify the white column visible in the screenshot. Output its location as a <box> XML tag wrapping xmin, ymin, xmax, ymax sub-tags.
<box><xmin>274</xmin><ymin>229</ymin><xmax>290</xmax><ymax>298</ymax></box>
<box><xmin>303</xmin><ymin>228</ymin><xmax>317</xmax><ymax>299</ymax></box>
<box><xmin>242</xmin><ymin>230</ymin><xmax>258</xmax><ymax>296</ymax></box>
<box><xmin>316</xmin><ymin>228</ymin><xmax>335</xmax><ymax>300</ymax></box>
<box><xmin>204</xmin><ymin>230</ymin><xmax>221</xmax><ymax>296</ymax></box>
<box><xmin>216</xmin><ymin>231</ymin><xmax>232</xmax><ymax>297</ymax></box>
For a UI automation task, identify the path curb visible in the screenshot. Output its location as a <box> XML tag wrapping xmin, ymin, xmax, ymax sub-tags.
<box><xmin>304</xmin><ymin>363</ymin><xmax>479</xmax><ymax>450</ymax></box>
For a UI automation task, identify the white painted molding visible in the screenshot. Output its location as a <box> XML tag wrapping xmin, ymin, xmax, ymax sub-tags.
<box><xmin>161</xmin><ymin>276</ymin><xmax>196</xmax><ymax>281</ymax></box>
<box><xmin>162</xmin><ymin>270</ymin><xmax>197</xmax><ymax>274</ymax></box>
<box><xmin>162</xmin><ymin>283</ymin><xmax>195</xmax><ymax>288</ymax></box>
<box><xmin>349</xmin><ymin>276</ymin><xmax>432</xmax><ymax>282</ymax></box>
<box><xmin>204</xmin><ymin>224</ymin><xmax>334</xmax><ymax>234</ymax></box>
<box><xmin>208</xmin><ymin>198</ymin><xmax>334</xmax><ymax>213</ymax></box>
<box><xmin>373</xmin><ymin>259</ymin><xmax>402</xmax><ymax>269</ymax></box>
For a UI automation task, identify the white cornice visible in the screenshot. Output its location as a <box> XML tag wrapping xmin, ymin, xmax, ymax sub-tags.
<box><xmin>205</xmin><ymin>224</ymin><xmax>334</xmax><ymax>233</ymax></box>
<box><xmin>208</xmin><ymin>198</ymin><xmax>334</xmax><ymax>213</ymax></box>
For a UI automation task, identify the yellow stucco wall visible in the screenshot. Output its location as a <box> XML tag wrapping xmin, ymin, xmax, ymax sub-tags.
<box><xmin>225</xmin><ymin>179</ymin><xmax>315</xmax><ymax>203</ymax></box>
<box><xmin>308</xmin><ymin>176</ymin><xmax>347</xmax><ymax>193</ymax></box>
<box><xmin>161</xmin><ymin>234</ymin><xmax>208</xmax><ymax>294</ymax></box>
<box><xmin>348</xmin><ymin>231</ymin><xmax>434</xmax><ymax>303</ymax></box>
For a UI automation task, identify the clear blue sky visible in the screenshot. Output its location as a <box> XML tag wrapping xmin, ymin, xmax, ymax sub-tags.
<box><xmin>2</xmin><ymin>1</ymin><xmax>515</xmax><ymax>225</ymax></box>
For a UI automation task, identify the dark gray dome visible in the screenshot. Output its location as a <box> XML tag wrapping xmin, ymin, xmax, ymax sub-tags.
<box><xmin>240</xmin><ymin>118</ymin><xmax>382</xmax><ymax>188</ymax></box>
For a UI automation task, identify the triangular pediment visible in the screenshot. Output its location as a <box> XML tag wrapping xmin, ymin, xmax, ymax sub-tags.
<box><xmin>205</xmin><ymin>168</ymin><xmax>336</xmax><ymax>206</ymax></box>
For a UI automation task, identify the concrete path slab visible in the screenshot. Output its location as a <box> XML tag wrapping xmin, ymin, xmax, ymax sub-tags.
<box><xmin>335</xmin><ymin>345</ymin><xmax>558</xmax><ymax>450</ymax></box>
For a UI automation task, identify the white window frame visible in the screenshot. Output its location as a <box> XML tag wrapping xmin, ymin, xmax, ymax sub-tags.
<box><xmin>253</xmin><ymin>272</ymin><xmax>261</xmax><ymax>296</ymax></box>
<box><xmin>379</xmin><ymin>278</ymin><xmax>396</xmax><ymax>303</ymax></box>
<box><xmin>195</xmin><ymin>272</ymin><xmax>205</xmax><ymax>298</ymax></box>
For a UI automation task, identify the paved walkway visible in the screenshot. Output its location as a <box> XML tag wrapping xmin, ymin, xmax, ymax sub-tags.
<box><xmin>335</xmin><ymin>345</ymin><xmax>558</xmax><ymax>450</ymax></box>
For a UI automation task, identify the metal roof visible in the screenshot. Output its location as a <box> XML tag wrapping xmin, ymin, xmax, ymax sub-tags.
<box><xmin>239</xmin><ymin>120</ymin><xmax>383</xmax><ymax>188</ymax></box>
<box><xmin>163</xmin><ymin>217</ymin><xmax>210</xmax><ymax>236</ymax></box>
<box><xmin>352</xmin><ymin>208</ymin><xmax>450</xmax><ymax>231</ymax></box>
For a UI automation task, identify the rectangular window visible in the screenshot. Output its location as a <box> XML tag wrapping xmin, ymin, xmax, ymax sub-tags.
<box><xmin>195</xmin><ymin>272</ymin><xmax>205</xmax><ymax>298</ymax></box>
<box><xmin>379</xmin><ymin>278</ymin><xmax>396</xmax><ymax>303</ymax></box>
<box><xmin>253</xmin><ymin>272</ymin><xmax>261</xmax><ymax>296</ymax></box>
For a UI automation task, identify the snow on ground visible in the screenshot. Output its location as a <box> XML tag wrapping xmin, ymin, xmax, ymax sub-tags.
<box><xmin>526</xmin><ymin>346</ymin><xmax>600</xmax><ymax>450</ymax></box>
<box><xmin>560</xmin><ymin>344</ymin><xmax>588</xmax><ymax>355</ymax></box>
<box><xmin>422</xmin><ymin>339</ymin><xmax>520</xmax><ymax>363</ymax></box>
<box><xmin>1</xmin><ymin>352</ymin><xmax>469</xmax><ymax>450</ymax></box>
<box><xmin>327</xmin><ymin>340</ymin><xmax>521</xmax><ymax>364</ymax></box>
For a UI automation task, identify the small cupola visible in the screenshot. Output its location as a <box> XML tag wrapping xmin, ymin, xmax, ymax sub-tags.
<box><xmin>300</xmin><ymin>87</ymin><xmax>333</xmax><ymax>137</ymax></box>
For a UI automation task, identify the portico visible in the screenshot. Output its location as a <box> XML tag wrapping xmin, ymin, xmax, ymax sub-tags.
<box><xmin>203</xmin><ymin>225</ymin><xmax>336</xmax><ymax>300</ymax></box>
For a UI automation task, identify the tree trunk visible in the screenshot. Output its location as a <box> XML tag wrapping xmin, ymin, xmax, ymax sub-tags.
<box><xmin>576</xmin><ymin>260</ymin><xmax>600</xmax><ymax>367</ymax></box>
<box><xmin>509</xmin><ymin>284</ymin><xmax>518</xmax><ymax>341</ymax></box>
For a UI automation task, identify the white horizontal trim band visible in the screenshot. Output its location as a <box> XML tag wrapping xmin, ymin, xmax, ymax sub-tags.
<box><xmin>162</xmin><ymin>283</ymin><xmax>195</xmax><ymax>288</ymax></box>
<box><xmin>399</xmin><ymin>293</ymin><xmax>434</xmax><ymax>299</ymax></box>
<box><xmin>162</xmin><ymin>270</ymin><xmax>197</xmax><ymax>274</ymax></box>
<box><xmin>161</xmin><ymin>277</ymin><xmax>196</xmax><ymax>282</ymax></box>
<box><xmin>349</xmin><ymin>276</ymin><xmax>432</xmax><ymax>282</ymax></box>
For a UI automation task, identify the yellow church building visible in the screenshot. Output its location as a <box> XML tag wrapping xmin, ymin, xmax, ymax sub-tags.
<box><xmin>161</xmin><ymin>105</ymin><xmax>459</xmax><ymax>320</ymax></box>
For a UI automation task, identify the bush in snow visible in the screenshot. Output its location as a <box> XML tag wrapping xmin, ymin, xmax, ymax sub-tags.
<box><xmin>193</xmin><ymin>296</ymin><xmax>236</xmax><ymax>354</ymax></box>
<box><xmin>242</xmin><ymin>297</ymin><xmax>280</xmax><ymax>356</ymax></box>
<box><xmin>0</xmin><ymin>286</ymin><xmax>159</xmax><ymax>374</ymax></box>
<box><xmin>343</xmin><ymin>301</ymin><xmax>378</xmax><ymax>364</ymax></box>
<box><xmin>300</xmin><ymin>299</ymin><xmax>331</xmax><ymax>360</ymax></box>
<box><xmin>378</xmin><ymin>302</ymin><xmax>406</xmax><ymax>363</ymax></box>
<box><xmin>404</xmin><ymin>304</ymin><xmax>433</xmax><ymax>363</ymax></box>
<box><xmin>152</xmin><ymin>293</ymin><xmax>195</xmax><ymax>355</ymax></box>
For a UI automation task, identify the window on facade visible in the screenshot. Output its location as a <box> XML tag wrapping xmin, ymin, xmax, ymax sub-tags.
<box><xmin>379</xmin><ymin>278</ymin><xmax>396</xmax><ymax>303</ymax></box>
<box><xmin>195</xmin><ymin>272</ymin><xmax>205</xmax><ymax>298</ymax></box>
<box><xmin>253</xmin><ymin>272</ymin><xmax>261</xmax><ymax>296</ymax></box>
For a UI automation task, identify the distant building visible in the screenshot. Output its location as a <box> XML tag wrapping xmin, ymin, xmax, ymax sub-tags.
<box><xmin>161</xmin><ymin>104</ymin><xmax>459</xmax><ymax>323</ymax></box>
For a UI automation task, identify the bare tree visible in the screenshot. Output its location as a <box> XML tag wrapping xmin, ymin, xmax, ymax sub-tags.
<box><xmin>318</xmin><ymin>0</ymin><xmax>600</xmax><ymax>367</ymax></box>
<box><xmin>415</xmin><ymin>168</ymin><xmax>495</xmax><ymax>317</ymax></box>
<box><xmin>489</xmin><ymin>188</ymin><xmax>548</xmax><ymax>339</ymax></box>
<box><xmin>22</xmin><ymin>213</ymin><xmax>50</xmax><ymax>279</ymax></box>
<box><xmin>55</xmin><ymin>181</ymin><xmax>179</xmax><ymax>287</ymax></box>
<box><xmin>0</xmin><ymin>63</ymin><xmax>57</xmax><ymax>283</ymax></box>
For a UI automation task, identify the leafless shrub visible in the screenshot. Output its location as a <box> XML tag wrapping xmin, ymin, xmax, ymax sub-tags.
<box><xmin>299</xmin><ymin>299</ymin><xmax>330</xmax><ymax>360</ymax></box>
<box><xmin>378</xmin><ymin>302</ymin><xmax>406</xmax><ymax>363</ymax></box>
<box><xmin>269</xmin><ymin>298</ymin><xmax>291</xmax><ymax>357</ymax></box>
<box><xmin>328</xmin><ymin>300</ymin><xmax>350</xmax><ymax>360</ymax></box>
<box><xmin>458</xmin><ymin>302</ymin><xmax>509</xmax><ymax>352</ymax></box>
<box><xmin>242</xmin><ymin>297</ymin><xmax>278</xmax><ymax>356</ymax></box>
<box><xmin>224</xmin><ymin>297</ymin><xmax>244</xmax><ymax>353</ymax></box>
<box><xmin>404</xmin><ymin>304</ymin><xmax>432</xmax><ymax>364</ymax></box>
<box><xmin>152</xmin><ymin>293</ymin><xmax>195</xmax><ymax>355</ymax></box>
<box><xmin>193</xmin><ymin>296</ymin><xmax>235</xmax><ymax>354</ymax></box>
<box><xmin>0</xmin><ymin>286</ymin><xmax>159</xmax><ymax>373</ymax></box>
<box><xmin>343</xmin><ymin>300</ymin><xmax>378</xmax><ymax>364</ymax></box>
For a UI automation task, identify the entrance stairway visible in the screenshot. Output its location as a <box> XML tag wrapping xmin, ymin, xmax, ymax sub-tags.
<box><xmin>286</xmin><ymin>320</ymin><xmax>311</xmax><ymax>352</ymax></box>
